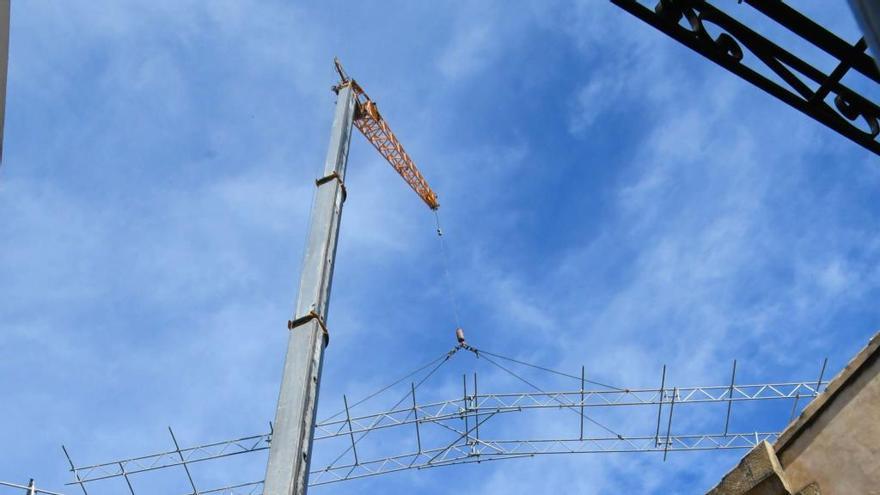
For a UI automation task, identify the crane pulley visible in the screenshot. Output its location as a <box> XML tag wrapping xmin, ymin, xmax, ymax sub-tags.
<box><xmin>333</xmin><ymin>58</ymin><xmax>440</xmax><ymax>210</ymax></box>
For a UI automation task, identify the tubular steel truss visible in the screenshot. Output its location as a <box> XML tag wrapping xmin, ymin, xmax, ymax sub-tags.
<box><xmin>63</xmin><ymin>372</ymin><xmax>828</xmax><ymax>492</ymax></box>
<box><xmin>312</xmin><ymin>380</ymin><xmax>824</xmax><ymax>441</ymax></box>
<box><xmin>611</xmin><ymin>0</ymin><xmax>880</xmax><ymax>155</ymax></box>
<box><xmin>0</xmin><ymin>480</ymin><xmax>65</xmax><ymax>495</ymax></box>
<box><xmin>62</xmin><ymin>431</ymin><xmax>270</xmax><ymax>487</ymax></box>
<box><xmin>308</xmin><ymin>432</ymin><xmax>781</xmax><ymax>486</ymax></box>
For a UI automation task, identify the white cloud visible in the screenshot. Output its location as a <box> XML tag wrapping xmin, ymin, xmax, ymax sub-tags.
<box><xmin>438</xmin><ymin>23</ymin><xmax>495</xmax><ymax>81</ymax></box>
<box><xmin>2</xmin><ymin>1</ymin><xmax>878</xmax><ymax>494</ymax></box>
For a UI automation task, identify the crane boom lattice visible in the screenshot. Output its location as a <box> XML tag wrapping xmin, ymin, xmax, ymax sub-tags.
<box><xmin>335</xmin><ymin>59</ymin><xmax>440</xmax><ymax>210</ymax></box>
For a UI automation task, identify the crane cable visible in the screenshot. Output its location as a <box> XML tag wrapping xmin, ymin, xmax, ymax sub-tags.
<box><xmin>433</xmin><ymin>209</ymin><xmax>463</xmax><ymax>330</ymax></box>
<box><xmin>471</xmin><ymin>348</ymin><xmax>625</xmax><ymax>392</ymax></box>
<box><xmin>321</xmin><ymin>204</ymin><xmax>465</xmax><ymax>469</ymax></box>
<box><xmin>477</xmin><ymin>352</ymin><xmax>629</xmax><ymax>441</ymax></box>
<box><xmin>318</xmin><ymin>347</ymin><xmax>459</xmax><ymax>424</ymax></box>
<box><xmin>431</xmin><ymin>208</ymin><xmax>623</xmax><ymax>393</ymax></box>
<box><xmin>322</xmin><ymin>346</ymin><xmax>460</xmax><ymax>471</ymax></box>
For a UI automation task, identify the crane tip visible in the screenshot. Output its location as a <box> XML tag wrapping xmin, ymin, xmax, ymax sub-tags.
<box><xmin>334</xmin><ymin>58</ymin><xmax>349</xmax><ymax>83</ymax></box>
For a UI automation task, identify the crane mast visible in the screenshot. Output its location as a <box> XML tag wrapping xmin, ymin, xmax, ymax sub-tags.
<box><xmin>263</xmin><ymin>61</ymin><xmax>439</xmax><ymax>495</ymax></box>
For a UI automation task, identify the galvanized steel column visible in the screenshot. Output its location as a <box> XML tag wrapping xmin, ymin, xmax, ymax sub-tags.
<box><xmin>264</xmin><ymin>83</ymin><xmax>357</xmax><ymax>495</ymax></box>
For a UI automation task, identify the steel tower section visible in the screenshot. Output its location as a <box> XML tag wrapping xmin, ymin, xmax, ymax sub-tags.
<box><xmin>263</xmin><ymin>83</ymin><xmax>357</xmax><ymax>495</ymax></box>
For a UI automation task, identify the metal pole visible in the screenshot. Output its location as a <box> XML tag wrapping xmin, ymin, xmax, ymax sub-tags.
<box><xmin>411</xmin><ymin>383</ymin><xmax>422</xmax><ymax>454</ymax></box>
<box><xmin>816</xmin><ymin>358</ymin><xmax>828</xmax><ymax>395</ymax></box>
<box><xmin>342</xmin><ymin>395</ymin><xmax>359</xmax><ymax>466</ymax></box>
<box><xmin>118</xmin><ymin>462</ymin><xmax>136</xmax><ymax>495</ymax></box>
<box><xmin>663</xmin><ymin>387</ymin><xmax>677</xmax><ymax>461</ymax></box>
<box><xmin>168</xmin><ymin>427</ymin><xmax>199</xmax><ymax>495</ymax></box>
<box><xmin>462</xmin><ymin>374</ymin><xmax>470</xmax><ymax>445</ymax></box>
<box><xmin>473</xmin><ymin>373</ymin><xmax>479</xmax><ymax>444</ymax></box>
<box><xmin>263</xmin><ymin>82</ymin><xmax>357</xmax><ymax>495</ymax></box>
<box><xmin>579</xmin><ymin>366</ymin><xmax>585</xmax><ymax>441</ymax></box>
<box><xmin>654</xmin><ymin>365</ymin><xmax>666</xmax><ymax>447</ymax></box>
<box><xmin>789</xmin><ymin>393</ymin><xmax>801</xmax><ymax>423</ymax></box>
<box><xmin>723</xmin><ymin>360</ymin><xmax>737</xmax><ymax>436</ymax></box>
<box><xmin>61</xmin><ymin>445</ymin><xmax>89</xmax><ymax>495</ymax></box>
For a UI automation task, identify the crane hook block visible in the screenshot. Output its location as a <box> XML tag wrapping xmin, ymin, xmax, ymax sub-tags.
<box><xmin>455</xmin><ymin>327</ymin><xmax>467</xmax><ymax>345</ymax></box>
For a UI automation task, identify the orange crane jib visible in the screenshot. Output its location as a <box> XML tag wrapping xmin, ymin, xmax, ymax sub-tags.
<box><xmin>334</xmin><ymin>59</ymin><xmax>440</xmax><ymax>210</ymax></box>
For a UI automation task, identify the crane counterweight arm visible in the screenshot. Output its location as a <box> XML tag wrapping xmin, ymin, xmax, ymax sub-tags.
<box><xmin>335</xmin><ymin>59</ymin><xmax>440</xmax><ymax>210</ymax></box>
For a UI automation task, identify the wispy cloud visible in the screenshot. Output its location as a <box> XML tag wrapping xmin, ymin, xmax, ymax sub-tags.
<box><xmin>1</xmin><ymin>1</ymin><xmax>877</xmax><ymax>494</ymax></box>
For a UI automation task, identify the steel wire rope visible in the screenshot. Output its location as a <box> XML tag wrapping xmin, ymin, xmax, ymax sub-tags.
<box><xmin>433</xmin><ymin>210</ymin><xmax>463</xmax><ymax>329</ymax></box>
<box><xmin>432</xmin><ymin>210</ymin><xmax>623</xmax><ymax>393</ymax></box>
<box><xmin>472</xmin><ymin>348</ymin><xmax>625</xmax><ymax>391</ymax></box>
<box><xmin>318</xmin><ymin>348</ymin><xmax>456</xmax><ymax>423</ymax></box>
<box><xmin>477</xmin><ymin>353</ymin><xmax>629</xmax><ymax>441</ymax></box>
<box><xmin>322</xmin><ymin>346</ymin><xmax>460</xmax><ymax>471</ymax></box>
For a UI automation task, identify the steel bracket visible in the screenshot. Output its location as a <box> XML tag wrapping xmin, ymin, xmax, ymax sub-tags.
<box><xmin>287</xmin><ymin>311</ymin><xmax>330</xmax><ymax>347</ymax></box>
<box><xmin>315</xmin><ymin>171</ymin><xmax>346</xmax><ymax>204</ymax></box>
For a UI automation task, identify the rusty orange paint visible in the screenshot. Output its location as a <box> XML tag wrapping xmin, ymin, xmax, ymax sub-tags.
<box><xmin>334</xmin><ymin>59</ymin><xmax>440</xmax><ymax>210</ymax></box>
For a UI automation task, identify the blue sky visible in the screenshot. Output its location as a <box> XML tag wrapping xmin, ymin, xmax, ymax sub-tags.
<box><xmin>1</xmin><ymin>1</ymin><xmax>879</xmax><ymax>494</ymax></box>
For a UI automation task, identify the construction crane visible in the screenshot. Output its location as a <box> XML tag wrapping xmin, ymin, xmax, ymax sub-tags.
<box><xmin>334</xmin><ymin>58</ymin><xmax>439</xmax><ymax>210</ymax></box>
<box><xmin>262</xmin><ymin>60</ymin><xmax>440</xmax><ymax>495</ymax></box>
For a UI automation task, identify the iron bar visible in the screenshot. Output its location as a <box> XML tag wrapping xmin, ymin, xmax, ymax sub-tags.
<box><xmin>654</xmin><ymin>365</ymin><xmax>666</xmax><ymax>446</ymax></box>
<box><xmin>473</xmin><ymin>373</ymin><xmax>480</xmax><ymax>445</ymax></box>
<box><xmin>61</xmin><ymin>446</ymin><xmax>88</xmax><ymax>495</ymax></box>
<box><xmin>342</xmin><ymin>395</ymin><xmax>359</xmax><ymax>466</ymax></box>
<box><xmin>723</xmin><ymin>360</ymin><xmax>737</xmax><ymax>436</ymax></box>
<box><xmin>743</xmin><ymin>0</ymin><xmax>879</xmax><ymax>81</ymax></box>
<box><xmin>462</xmin><ymin>374</ymin><xmax>469</xmax><ymax>445</ymax></box>
<box><xmin>816</xmin><ymin>358</ymin><xmax>828</xmax><ymax>395</ymax></box>
<box><xmin>663</xmin><ymin>387</ymin><xmax>677</xmax><ymax>461</ymax></box>
<box><xmin>580</xmin><ymin>366</ymin><xmax>585</xmax><ymax>441</ymax></box>
<box><xmin>168</xmin><ymin>428</ymin><xmax>200</xmax><ymax>495</ymax></box>
<box><xmin>811</xmin><ymin>39</ymin><xmax>868</xmax><ymax>104</ymax></box>
<box><xmin>118</xmin><ymin>463</ymin><xmax>135</xmax><ymax>495</ymax></box>
<box><xmin>789</xmin><ymin>393</ymin><xmax>801</xmax><ymax>423</ymax></box>
<box><xmin>411</xmin><ymin>383</ymin><xmax>422</xmax><ymax>454</ymax></box>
